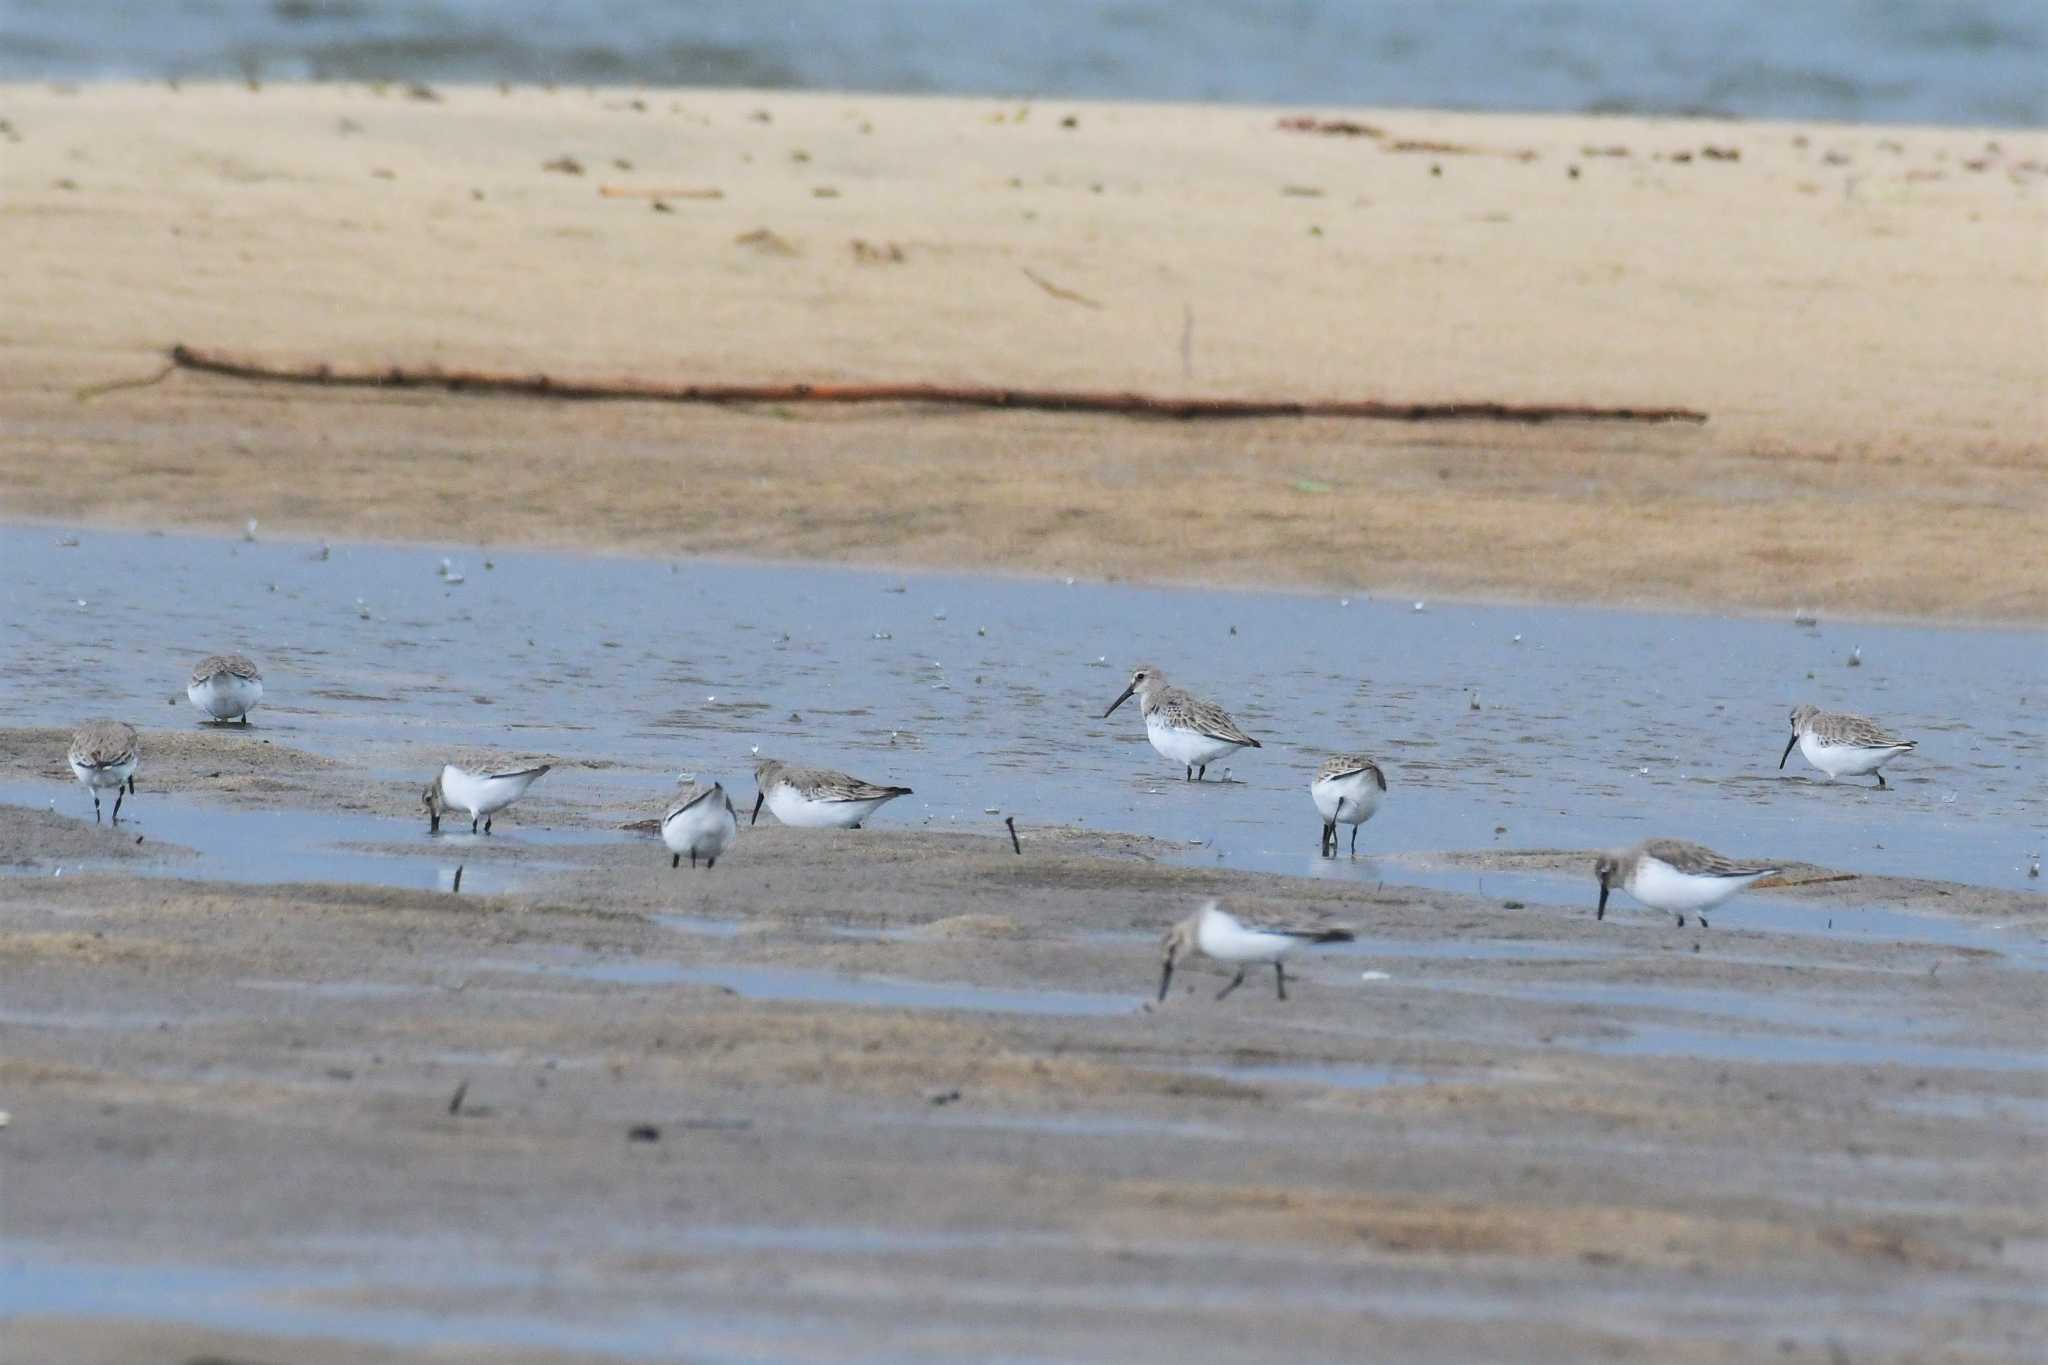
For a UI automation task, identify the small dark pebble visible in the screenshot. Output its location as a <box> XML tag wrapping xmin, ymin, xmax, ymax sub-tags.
<box><xmin>1503</xmin><ymin>900</ymin><xmax>1524</xmax><ymax>910</ymax></box>
<box><xmin>1060</xmin><ymin>115</ymin><xmax>1078</xmax><ymax>129</ymax></box>
<box><xmin>926</xmin><ymin>1089</ymin><xmax>962</xmax><ymax>1106</ymax></box>
<box><xmin>629</xmin><ymin>1124</ymin><xmax>661</xmax><ymax>1142</ymax></box>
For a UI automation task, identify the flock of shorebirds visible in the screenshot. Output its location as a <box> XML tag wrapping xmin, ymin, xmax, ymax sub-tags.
<box><xmin>65</xmin><ymin>655</ymin><xmax>1918</xmax><ymax>1004</ymax></box>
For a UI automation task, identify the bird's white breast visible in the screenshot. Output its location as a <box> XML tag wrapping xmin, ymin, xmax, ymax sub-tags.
<box><xmin>665</xmin><ymin>798</ymin><xmax>737</xmax><ymax>857</ymax></box>
<box><xmin>188</xmin><ymin>673</ymin><xmax>263</xmax><ymax>720</ymax></box>
<box><xmin>1627</xmin><ymin>858</ymin><xmax>1761</xmax><ymax>913</ymax></box>
<box><xmin>1799</xmin><ymin>730</ymin><xmax>1896</xmax><ymax>778</ymax></box>
<box><xmin>1195</xmin><ymin>911</ymin><xmax>1299</xmax><ymax>964</ymax></box>
<box><xmin>1311</xmin><ymin>771</ymin><xmax>1383</xmax><ymax>823</ymax></box>
<box><xmin>442</xmin><ymin>766</ymin><xmax>540</xmax><ymax>817</ymax></box>
<box><xmin>766</xmin><ymin>783</ymin><xmax>880</xmax><ymax>829</ymax></box>
<box><xmin>1144</xmin><ymin>713</ymin><xmax>1241</xmax><ymax>767</ymax></box>
<box><xmin>70</xmin><ymin>755</ymin><xmax>135</xmax><ymax>790</ymax></box>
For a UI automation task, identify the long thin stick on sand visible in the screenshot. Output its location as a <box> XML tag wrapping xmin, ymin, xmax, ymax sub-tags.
<box><xmin>165</xmin><ymin>344</ymin><xmax>1708</xmax><ymax>425</ymax></box>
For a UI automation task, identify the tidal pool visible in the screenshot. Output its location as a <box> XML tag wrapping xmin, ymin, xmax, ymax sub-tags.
<box><xmin>4</xmin><ymin>525</ymin><xmax>2040</xmax><ymax>902</ymax></box>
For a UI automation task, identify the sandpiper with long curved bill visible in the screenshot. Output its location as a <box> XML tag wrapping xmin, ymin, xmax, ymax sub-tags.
<box><xmin>187</xmin><ymin>653</ymin><xmax>263</xmax><ymax>724</ymax></box>
<box><xmin>423</xmin><ymin>762</ymin><xmax>551</xmax><ymax>834</ymax></box>
<box><xmin>663</xmin><ymin>780</ymin><xmax>739</xmax><ymax>868</ymax></box>
<box><xmin>1594</xmin><ymin>839</ymin><xmax>1780</xmax><ymax>929</ymax></box>
<box><xmin>1157</xmin><ymin>899</ymin><xmax>1355</xmax><ymax>1002</ymax></box>
<box><xmin>1103</xmin><ymin>664</ymin><xmax>1261</xmax><ymax>782</ymax></box>
<box><xmin>1780</xmin><ymin>704</ymin><xmax>1915</xmax><ymax>789</ymax></box>
<box><xmin>1312</xmin><ymin>753</ymin><xmax>1386</xmax><ymax>856</ymax></box>
<box><xmin>751</xmin><ymin>759</ymin><xmax>912</xmax><ymax>829</ymax></box>
<box><xmin>69</xmin><ymin>720</ymin><xmax>140</xmax><ymax>825</ymax></box>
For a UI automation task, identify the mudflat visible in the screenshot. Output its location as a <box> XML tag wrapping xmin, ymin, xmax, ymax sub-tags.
<box><xmin>2</xmin><ymin>726</ymin><xmax>2044</xmax><ymax>1362</ymax></box>
<box><xmin>4</xmin><ymin>84</ymin><xmax>2045</xmax><ymax>619</ymax></box>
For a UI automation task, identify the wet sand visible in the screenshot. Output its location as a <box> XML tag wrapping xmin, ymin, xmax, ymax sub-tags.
<box><xmin>2</xmin><ymin>726</ymin><xmax>2044</xmax><ymax>1362</ymax></box>
<box><xmin>5</xmin><ymin>83</ymin><xmax>2047</xmax><ymax>619</ymax></box>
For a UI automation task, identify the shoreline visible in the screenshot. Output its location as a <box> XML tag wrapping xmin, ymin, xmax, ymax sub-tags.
<box><xmin>11</xmin><ymin>514</ymin><xmax>2048</xmax><ymax>632</ymax></box>
<box><xmin>5</xmin><ymin>82</ymin><xmax>2044</xmax><ymax>622</ymax></box>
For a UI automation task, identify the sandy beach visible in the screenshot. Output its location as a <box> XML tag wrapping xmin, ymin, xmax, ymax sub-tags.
<box><xmin>3</xmin><ymin>78</ymin><xmax>2046</xmax><ymax>1362</ymax></box>
<box><xmin>3</xmin><ymin>727</ymin><xmax>2045</xmax><ymax>1363</ymax></box>
<box><xmin>3</xmin><ymin>83</ymin><xmax>2045</xmax><ymax>619</ymax></box>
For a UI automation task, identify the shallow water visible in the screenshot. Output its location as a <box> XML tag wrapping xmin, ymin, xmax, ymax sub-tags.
<box><xmin>0</xmin><ymin>777</ymin><xmax>588</xmax><ymax>895</ymax></box>
<box><xmin>6</xmin><ymin>527</ymin><xmax>2040</xmax><ymax>909</ymax></box>
<box><xmin>7</xmin><ymin>0</ymin><xmax>2042</xmax><ymax>125</ymax></box>
<box><xmin>482</xmin><ymin>955</ymin><xmax>1144</xmax><ymax>1017</ymax></box>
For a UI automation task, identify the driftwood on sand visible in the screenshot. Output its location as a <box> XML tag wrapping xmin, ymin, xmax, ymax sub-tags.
<box><xmin>155</xmin><ymin>344</ymin><xmax>1709</xmax><ymax>426</ymax></box>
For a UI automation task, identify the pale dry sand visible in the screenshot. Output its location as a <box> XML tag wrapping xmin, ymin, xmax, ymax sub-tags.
<box><xmin>3</xmin><ymin>83</ymin><xmax>2045</xmax><ymax>618</ymax></box>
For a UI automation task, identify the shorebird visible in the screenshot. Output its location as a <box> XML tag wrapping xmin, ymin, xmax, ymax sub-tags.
<box><xmin>69</xmin><ymin>720</ymin><xmax>140</xmax><ymax>825</ymax></box>
<box><xmin>663</xmin><ymin>780</ymin><xmax>739</xmax><ymax>868</ymax></box>
<box><xmin>1311</xmin><ymin>753</ymin><xmax>1386</xmax><ymax>856</ymax></box>
<box><xmin>423</xmin><ymin>763</ymin><xmax>551</xmax><ymax>834</ymax></box>
<box><xmin>1157</xmin><ymin>900</ymin><xmax>1355</xmax><ymax>1002</ymax></box>
<box><xmin>1594</xmin><ymin>839</ymin><xmax>1780</xmax><ymax>929</ymax></box>
<box><xmin>1781</xmin><ymin>704</ymin><xmax>1915</xmax><ymax>788</ymax></box>
<box><xmin>1102</xmin><ymin>665</ymin><xmax>1261</xmax><ymax>781</ymax></box>
<box><xmin>187</xmin><ymin>653</ymin><xmax>263</xmax><ymax>724</ymax></box>
<box><xmin>751</xmin><ymin>758</ymin><xmax>912</xmax><ymax>829</ymax></box>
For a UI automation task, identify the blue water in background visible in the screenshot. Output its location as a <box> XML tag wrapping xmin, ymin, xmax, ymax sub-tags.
<box><xmin>2</xmin><ymin>0</ymin><xmax>2040</xmax><ymax>126</ymax></box>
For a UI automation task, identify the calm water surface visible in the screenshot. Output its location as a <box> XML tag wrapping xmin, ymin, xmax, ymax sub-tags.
<box><xmin>3</xmin><ymin>526</ymin><xmax>2040</xmax><ymax>901</ymax></box>
<box><xmin>4</xmin><ymin>0</ymin><xmax>2042</xmax><ymax>126</ymax></box>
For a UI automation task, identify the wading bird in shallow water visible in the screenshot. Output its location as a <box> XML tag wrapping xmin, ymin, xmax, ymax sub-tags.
<box><xmin>1594</xmin><ymin>839</ymin><xmax>1780</xmax><ymax>929</ymax></box>
<box><xmin>1780</xmin><ymin>704</ymin><xmax>1915</xmax><ymax>789</ymax></box>
<box><xmin>423</xmin><ymin>763</ymin><xmax>551</xmax><ymax>834</ymax></box>
<box><xmin>187</xmin><ymin>653</ymin><xmax>263</xmax><ymax>724</ymax></box>
<box><xmin>1311</xmin><ymin>753</ymin><xmax>1386</xmax><ymax>856</ymax></box>
<box><xmin>751</xmin><ymin>759</ymin><xmax>912</xmax><ymax>829</ymax></box>
<box><xmin>69</xmin><ymin>720</ymin><xmax>140</xmax><ymax>825</ymax></box>
<box><xmin>1103</xmin><ymin>665</ymin><xmax>1260</xmax><ymax>781</ymax></box>
<box><xmin>1157</xmin><ymin>900</ymin><xmax>1355</xmax><ymax>1002</ymax></box>
<box><xmin>663</xmin><ymin>780</ymin><xmax>738</xmax><ymax>868</ymax></box>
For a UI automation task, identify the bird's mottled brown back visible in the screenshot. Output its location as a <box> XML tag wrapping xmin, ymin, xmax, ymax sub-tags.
<box><xmin>1637</xmin><ymin>838</ymin><xmax>1774</xmax><ymax>878</ymax></box>
<box><xmin>190</xmin><ymin>653</ymin><xmax>262</xmax><ymax>685</ymax></box>
<box><xmin>1808</xmin><ymin>708</ymin><xmax>1911</xmax><ymax>749</ymax></box>
<box><xmin>761</xmin><ymin>760</ymin><xmax>908</xmax><ymax>802</ymax></box>
<box><xmin>1316</xmin><ymin>753</ymin><xmax>1386</xmax><ymax>788</ymax></box>
<box><xmin>70</xmin><ymin>719</ymin><xmax>139</xmax><ymax>767</ymax></box>
<box><xmin>1148</xmin><ymin>686</ymin><xmax>1257</xmax><ymax>746</ymax></box>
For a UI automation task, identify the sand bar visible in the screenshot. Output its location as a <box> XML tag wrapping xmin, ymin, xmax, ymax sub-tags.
<box><xmin>2</xmin><ymin>716</ymin><xmax>2044</xmax><ymax>1361</ymax></box>
<box><xmin>2</xmin><ymin>83</ymin><xmax>2044</xmax><ymax>618</ymax></box>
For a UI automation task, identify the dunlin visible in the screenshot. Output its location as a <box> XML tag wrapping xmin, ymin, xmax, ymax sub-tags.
<box><xmin>1311</xmin><ymin>753</ymin><xmax>1386</xmax><ymax>856</ymax></box>
<box><xmin>1103</xmin><ymin>665</ymin><xmax>1261</xmax><ymax>781</ymax></box>
<box><xmin>1594</xmin><ymin>839</ymin><xmax>1780</xmax><ymax>928</ymax></box>
<box><xmin>68</xmin><ymin>720</ymin><xmax>140</xmax><ymax>825</ymax></box>
<box><xmin>423</xmin><ymin>763</ymin><xmax>551</xmax><ymax>834</ymax></box>
<box><xmin>663</xmin><ymin>780</ymin><xmax>739</xmax><ymax>868</ymax></box>
<box><xmin>187</xmin><ymin>653</ymin><xmax>263</xmax><ymax>724</ymax></box>
<box><xmin>1157</xmin><ymin>899</ymin><xmax>1354</xmax><ymax>1002</ymax></box>
<box><xmin>751</xmin><ymin>759</ymin><xmax>912</xmax><ymax>829</ymax></box>
<box><xmin>1781</xmin><ymin>704</ymin><xmax>1915</xmax><ymax>789</ymax></box>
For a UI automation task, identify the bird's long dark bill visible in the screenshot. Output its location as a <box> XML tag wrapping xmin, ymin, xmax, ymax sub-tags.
<box><xmin>750</xmin><ymin>792</ymin><xmax>765</xmax><ymax>826</ymax></box>
<box><xmin>1778</xmin><ymin>734</ymin><xmax>1800</xmax><ymax>769</ymax></box>
<box><xmin>1596</xmin><ymin>876</ymin><xmax>1609</xmax><ymax>920</ymax></box>
<box><xmin>1103</xmin><ymin>683</ymin><xmax>1137</xmax><ymax>719</ymax></box>
<box><xmin>1156</xmin><ymin>956</ymin><xmax>1175</xmax><ymax>1002</ymax></box>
